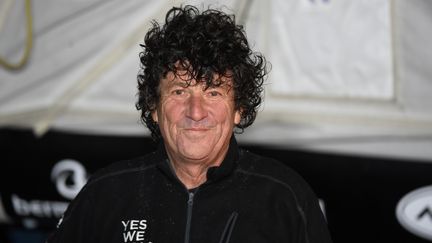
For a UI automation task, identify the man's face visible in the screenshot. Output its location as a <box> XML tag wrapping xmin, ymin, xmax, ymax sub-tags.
<box><xmin>152</xmin><ymin>71</ymin><xmax>241</xmax><ymax>165</ymax></box>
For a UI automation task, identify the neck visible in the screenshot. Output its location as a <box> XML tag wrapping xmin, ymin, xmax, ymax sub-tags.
<box><xmin>167</xmin><ymin>144</ymin><xmax>230</xmax><ymax>190</ymax></box>
<box><xmin>171</xmin><ymin>161</ymin><xmax>209</xmax><ymax>189</ymax></box>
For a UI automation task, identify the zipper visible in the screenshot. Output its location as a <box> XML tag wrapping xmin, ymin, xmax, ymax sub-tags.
<box><xmin>184</xmin><ymin>191</ymin><xmax>195</xmax><ymax>243</ymax></box>
<box><xmin>218</xmin><ymin>212</ymin><xmax>239</xmax><ymax>243</ymax></box>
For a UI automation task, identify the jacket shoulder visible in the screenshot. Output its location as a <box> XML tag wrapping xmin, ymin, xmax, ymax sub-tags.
<box><xmin>237</xmin><ymin>149</ymin><xmax>317</xmax><ymax>201</ymax></box>
<box><xmin>85</xmin><ymin>150</ymin><xmax>161</xmax><ymax>187</ymax></box>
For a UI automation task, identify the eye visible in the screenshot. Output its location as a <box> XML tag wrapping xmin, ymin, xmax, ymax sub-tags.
<box><xmin>173</xmin><ymin>89</ymin><xmax>185</xmax><ymax>95</ymax></box>
<box><xmin>208</xmin><ymin>91</ymin><xmax>221</xmax><ymax>97</ymax></box>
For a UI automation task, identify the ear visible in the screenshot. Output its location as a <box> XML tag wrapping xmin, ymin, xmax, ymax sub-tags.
<box><xmin>234</xmin><ymin>109</ymin><xmax>241</xmax><ymax>125</ymax></box>
<box><xmin>151</xmin><ymin>109</ymin><xmax>158</xmax><ymax>123</ymax></box>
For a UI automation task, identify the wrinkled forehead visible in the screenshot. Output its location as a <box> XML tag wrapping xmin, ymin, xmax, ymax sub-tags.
<box><xmin>161</xmin><ymin>69</ymin><xmax>234</xmax><ymax>88</ymax></box>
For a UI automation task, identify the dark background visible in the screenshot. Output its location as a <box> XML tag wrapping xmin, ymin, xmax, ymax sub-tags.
<box><xmin>1</xmin><ymin>128</ymin><xmax>431</xmax><ymax>243</ymax></box>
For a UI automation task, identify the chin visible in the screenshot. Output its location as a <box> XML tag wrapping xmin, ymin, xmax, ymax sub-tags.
<box><xmin>180</xmin><ymin>146</ymin><xmax>213</xmax><ymax>160</ymax></box>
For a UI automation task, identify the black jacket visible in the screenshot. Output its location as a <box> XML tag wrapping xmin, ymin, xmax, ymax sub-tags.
<box><xmin>47</xmin><ymin>138</ymin><xmax>332</xmax><ymax>243</ymax></box>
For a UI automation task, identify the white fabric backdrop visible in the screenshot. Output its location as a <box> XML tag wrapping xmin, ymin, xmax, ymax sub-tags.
<box><xmin>1</xmin><ymin>0</ymin><xmax>432</xmax><ymax>161</ymax></box>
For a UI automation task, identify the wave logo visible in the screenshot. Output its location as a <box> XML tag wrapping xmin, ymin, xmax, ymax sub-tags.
<box><xmin>396</xmin><ymin>185</ymin><xmax>432</xmax><ymax>241</ymax></box>
<box><xmin>51</xmin><ymin>159</ymin><xmax>88</xmax><ymax>200</ymax></box>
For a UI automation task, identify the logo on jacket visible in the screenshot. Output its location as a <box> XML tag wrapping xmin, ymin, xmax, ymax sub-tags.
<box><xmin>396</xmin><ymin>185</ymin><xmax>432</xmax><ymax>241</ymax></box>
<box><xmin>51</xmin><ymin>159</ymin><xmax>88</xmax><ymax>200</ymax></box>
<box><xmin>122</xmin><ymin>219</ymin><xmax>152</xmax><ymax>243</ymax></box>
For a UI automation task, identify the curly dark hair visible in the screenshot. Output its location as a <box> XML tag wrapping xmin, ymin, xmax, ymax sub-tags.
<box><xmin>136</xmin><ymin>5</ymin><xmax>269</xmax><ymax>140</ymax></box>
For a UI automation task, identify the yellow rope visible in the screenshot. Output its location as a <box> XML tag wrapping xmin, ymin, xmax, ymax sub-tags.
<box><xmin>0</xmin><ymin>0</ymin><xmax>33</xmax><ymax>70</ymax></box>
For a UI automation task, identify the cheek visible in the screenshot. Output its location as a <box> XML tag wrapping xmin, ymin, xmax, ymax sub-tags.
<box><xmin>211</xmin><ymin>102</ymin><xmax>237</xmax><ymax>124</ymax></box>
<box><xmin>160</xmin><ymin>99</ymin><xmax>184</xmax><ymax>124</ymax></box>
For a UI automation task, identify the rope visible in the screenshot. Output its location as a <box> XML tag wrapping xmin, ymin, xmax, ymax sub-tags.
<box><xmin>0</xmin><ymin>0</ymin><xmax>33</xmax><ymax>70</ymax></box>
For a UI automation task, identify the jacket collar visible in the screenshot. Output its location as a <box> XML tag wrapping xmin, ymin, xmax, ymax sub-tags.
<box><xmin>156</xmin><ymin>135</ymin><xmax>239</xmax><ymax>186</ymax></box>
<box><xmin>206</xmin><ymin>135</ymin><xmax>239</xmax><ymax>182</ymax></box>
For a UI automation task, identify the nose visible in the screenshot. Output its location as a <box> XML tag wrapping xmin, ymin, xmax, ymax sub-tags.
<box><xmin>186</xmin><ymin>94</ymin><xmax>208</xmax><ymax>121</ymax></box>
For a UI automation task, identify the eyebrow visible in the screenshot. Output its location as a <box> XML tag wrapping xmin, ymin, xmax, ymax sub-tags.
<box><xmin>170</xmin><ymin>81</ymin><xmax>189</xmax><ymax>88</ymax></box>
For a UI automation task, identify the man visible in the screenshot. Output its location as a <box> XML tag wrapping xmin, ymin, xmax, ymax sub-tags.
<box><xmin>47</xmin><ymin>5</ymin><xmax>332</xmax><ymax>243</ymax></box>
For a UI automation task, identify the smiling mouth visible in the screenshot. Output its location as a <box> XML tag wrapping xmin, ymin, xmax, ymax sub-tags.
<box><xmin>184</xmin><ymin>127</ymin><xmax>209</xmax><ymax>131</ymax></box>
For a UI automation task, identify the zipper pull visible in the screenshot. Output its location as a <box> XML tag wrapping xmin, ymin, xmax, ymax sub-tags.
<box><xmin>188</xmin><ymin>192</ymin><xmax>194</xmax><ymax>205</ymax></box>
